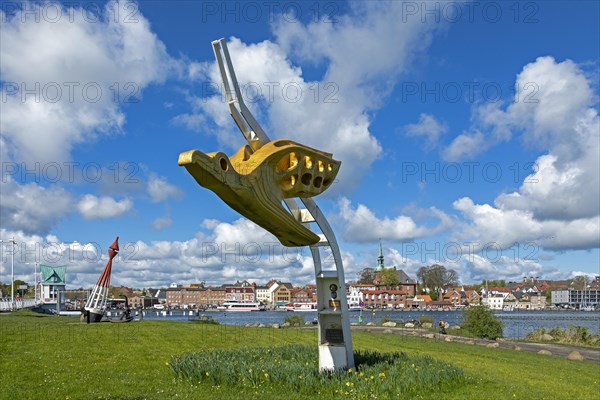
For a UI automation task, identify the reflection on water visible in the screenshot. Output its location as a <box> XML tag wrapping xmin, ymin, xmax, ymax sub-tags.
<box><xmin>138</xmin><ymin>309</ymin><xmax>599</xmax><ymax>339</ymax></box>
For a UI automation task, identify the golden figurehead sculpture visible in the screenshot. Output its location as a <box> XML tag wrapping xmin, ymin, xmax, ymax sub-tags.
<box><xmin>178</xmin><ymin>139</ymin><xmax>340</xmax><ymax>246</ymax></box>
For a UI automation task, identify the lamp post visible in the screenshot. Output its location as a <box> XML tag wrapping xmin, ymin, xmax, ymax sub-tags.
<box><xmin>25</xmin><ymin>262</ymin><xmax>39</xmax><ymax>304</ymax></box>
<box><xmin>35</xmin><ymin>262</ymin><xmax>38</xmax><ymax>304</ymax></box>
<box><xmin>10</xmin><ymin>238</ymin><xmax>15</xmax><ymax>310</ymax></box>
<box><xmin>0</xmin><ymin>238</ymin><xmax>17</xmax><ymax>310</ymax></box>
<box><xmin>586</xmin><ymin>284</ymin><xmax>591</xmax><ymax>310</ymax></box>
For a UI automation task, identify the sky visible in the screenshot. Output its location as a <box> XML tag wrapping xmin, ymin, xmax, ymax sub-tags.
<box><xmin>0</xmin><ymin>0</ymin><xmax>599</xmax><ymax>290</ymax></box>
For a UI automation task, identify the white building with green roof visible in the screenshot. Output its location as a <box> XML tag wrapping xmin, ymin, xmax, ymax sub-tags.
<box><xmin>40</xmin><ymin>265</ymin><xmax>66</xmax><ymax>303</ymax></box>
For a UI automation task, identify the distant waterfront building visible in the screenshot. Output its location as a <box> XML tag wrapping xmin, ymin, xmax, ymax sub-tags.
<box><xmin>40</xmin><ymin>265</ymin><xmax>66</xmax><ymax>303</ymax></box>
<box><xmin>551</xmin><ymin>289</ymin><xmax>599</xmax><ymax>308</ymax></box>
<box><xmin>254</xmin><ymin>285</ymin><xmax>270</xmax><ymax>303</ymax></box>
<box><xmin>481</xmin><ymin>294</ymin><xmax>505</xmax><ymax>310</ymax></box>
<box><xmin>225</xmin><ymin>286</ymin><xmax>255</xmax><ymax>302</ymax></box>
<box><xmin>347</xmin><ymin>286</ymin><xmax>363</xmax><ymax>306</ymax></box>
<box><xmin>128</xmin><ymin>295</ymin><xmax>159</xmax><ymax>309</ymax></box>
<box><xmin>290</xmin><ymin>288</ymin><xmax>314</xmax><ymax>304</ymax></box>
<box><xmin>362</xmin><ymin>289</ymin><xmax>407</xmax><ymax>309</ymax></box>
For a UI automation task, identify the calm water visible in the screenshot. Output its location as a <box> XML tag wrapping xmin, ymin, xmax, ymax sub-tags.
<box><xmin>136</xmin><ymin>309</ymin><xmax>600</xmax><ymax>339</ymax></box>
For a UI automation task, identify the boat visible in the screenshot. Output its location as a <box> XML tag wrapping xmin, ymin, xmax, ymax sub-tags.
<box><xmin>286</xmin><ymin>302</ymin><xmax>317</xmax><ymax>312</ymax></box>
<box><xmin>348</xmin><ymin>304</ymin><xmax>363</xmax><ymax>311</ymax></box>
<box><xmin>58</xmin><ymin>310</ymin><xmax>83</xmax><ymax>317</ymax></box>
<box><xmin>221</xmin><ymin>301</ymin><xmax>266</xmax><ymax>311</ymax></box>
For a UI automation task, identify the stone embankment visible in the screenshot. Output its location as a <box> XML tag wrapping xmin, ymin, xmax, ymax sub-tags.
<box><xmin>350</xmin><ymin>325</ymin><xmax>600</xmax><ymax>363</ymax></box>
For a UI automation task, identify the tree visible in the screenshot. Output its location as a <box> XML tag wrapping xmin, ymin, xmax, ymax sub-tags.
<box><xmin>356</xmin><ymin>268</ymin><xmax>375</xmax><ymax>284</ymax></box>
<box><xmin>571</xmin><ymin>275</ymin><xmax>591</xmax><ymax>290</ymax></box>
<box><xmin>379</xmin><ymin>267</ymin><xmax>400</xmax><ymax>286</ymax></box>
<box><xmin>482</xmin><ymin>279</ymin><xmax>506</xmax><ymax>287</ymax></box>
<box><xmin>463</xmin><ymin>305</ymin><xmax>503</xmax><ymax>340</ymax></box>
<box><xmin>417</xmin><ymin>264</ymin><xmax>459</xmax><ymax>294</ymax></box>
<box><xmin>14</xmin><ymin>279</ymin><xmax>30</xmax><ymax>297</ymax></box>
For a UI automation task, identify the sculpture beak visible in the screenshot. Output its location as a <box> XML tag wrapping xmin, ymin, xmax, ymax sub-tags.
<box><xmin>178</xmin><ymin>150</ymin><xmax>230</xmax><ymax>188</ymax></box>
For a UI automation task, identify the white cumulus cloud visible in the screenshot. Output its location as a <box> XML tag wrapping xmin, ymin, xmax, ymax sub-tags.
<box><xmin>0</xmin><ymin>0</ymin><xmax>178</xmax><ymax>165</ymax></box>
<box><xmin>0</xmin><ymin>177</ymin><xmax>72</xmax><ymax>235</ymax></box>
<box><xmin>147</xmin><ymin>175</ymin><xmax>183</xmax><ymax>203</ymax></box>
<box><xmin>448</xmin><ymin>56</ymin><xmax>599</xmax><ymax>251</ymax></box>
<box><xmin>337</xmin><ymin>197</ymin><xmax>454</xmax><ymax>243</ymax></box>
<box><xmin>77</xmin><ymin>194</ymin><xmax>132</xmax><ymax>219</ymax></box>
<box><xmin>404</xmin><ymin>113</ymin><xmax>448</xmax><ymax>149</ymax></box>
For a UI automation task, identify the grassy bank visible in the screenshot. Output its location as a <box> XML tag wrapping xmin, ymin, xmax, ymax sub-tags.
<box><xmin>0</xmin><ymin>311</ymin><xmax>597</xmax><ymax>399</ymax></box>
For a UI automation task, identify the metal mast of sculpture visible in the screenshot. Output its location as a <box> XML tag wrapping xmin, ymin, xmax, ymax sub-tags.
<box><xmin>81</xmin><ymin>236</ymin><xmax>119</xmax><ymax>323</ymax></box>
<box><xmin>178</xmin><ymin>38</ymin><xmax>354</xmax><ymax>370</ymax></box>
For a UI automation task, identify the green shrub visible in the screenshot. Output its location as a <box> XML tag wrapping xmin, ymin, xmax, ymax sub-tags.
<box><xmin>462</xmin><ymin>306</ymin><xmax>503</xmax><ymax>340</ymax></box>
<box><xmin>570</xmin><ymin>325</ymin><xmax>589</xmax><ymax>342</ymax></box>
<box><xmin>419</xmin><ymin>315</ymin><xmax>433</xmax><ymax>324</ymax></box>
<box><xmin>283</xmin><ymin>314</ymin><xmax>305</xmax><ymax>326</ymax></box>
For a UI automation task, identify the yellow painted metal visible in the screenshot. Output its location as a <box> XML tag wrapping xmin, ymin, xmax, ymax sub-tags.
<box><xmin>178</xmin><ymin>139</ymin><xmax>340</xmax><ymax>247</ymax></box>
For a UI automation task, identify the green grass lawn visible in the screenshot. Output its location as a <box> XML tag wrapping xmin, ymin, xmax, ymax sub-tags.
<box><xmin>0</xmin><ymin>311</ymin><xmax>598</xmax><ymax>399</ymax></box>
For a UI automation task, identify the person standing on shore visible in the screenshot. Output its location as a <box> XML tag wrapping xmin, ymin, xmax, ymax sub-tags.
<box><xmin>439</xmin><ymin>320</ymin><xmax>447</xmax><ymax>334</ymax></box>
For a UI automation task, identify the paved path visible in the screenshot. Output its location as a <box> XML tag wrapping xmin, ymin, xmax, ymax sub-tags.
<box><xmin>350</xmin><ymin>325</ymin><xmax>600</xmax><ymax>363</ymax></box>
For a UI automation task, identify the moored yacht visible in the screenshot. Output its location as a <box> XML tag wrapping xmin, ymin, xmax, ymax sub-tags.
<box><xmin>222</xmin><ymin>301</ymin><xmax>265</xmax><ymax>311</ymax></box>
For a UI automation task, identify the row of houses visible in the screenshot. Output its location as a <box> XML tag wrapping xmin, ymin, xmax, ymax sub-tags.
<box><xmin>164</xmin><ymin>280</ymin><xmax>305</xmax><ymax>308</ymax></box>
<box><xmin>480</xmin><ymin>287</ymin><xmax>547</xmax><ymax>310</ymax></box>
<box><xmin>350</xmin><ymin>276</ymin><xmax>600</xmax><ymax>311</ymax></box>
<box><xmin>349</xmin><ymin>286</ymin><xmax>479</xmax><ymax>310</ymax></box>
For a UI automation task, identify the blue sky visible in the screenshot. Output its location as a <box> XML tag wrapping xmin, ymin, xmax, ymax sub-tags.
<box><xmin>1</xmin><ymin>1</ymin><xmax>598</xmax><ymax>289</ymax></box>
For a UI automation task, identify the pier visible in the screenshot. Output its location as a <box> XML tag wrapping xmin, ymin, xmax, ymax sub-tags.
<box><xmin>0</xmin><ymin>299</ymin><xmax>39</xmax><ymax>312</ymax></box>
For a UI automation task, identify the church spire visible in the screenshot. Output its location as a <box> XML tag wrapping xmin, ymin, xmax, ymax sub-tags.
<box><xmin>375</xmin><ymin>239</ymin><xmax>385</xmax><ymax>271</ymax></box>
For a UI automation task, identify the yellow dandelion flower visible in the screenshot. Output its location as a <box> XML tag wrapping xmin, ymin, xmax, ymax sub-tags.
<box><xmin>264</xmin><ymin>373</ymin><xmax>269</xmax><ymax>379</ymax></box>
<box><xmin>205</xmin><ymin>372</ymin><xmax>209</xmax><ymax>377</ymax></box>
<box><xmin>379</xmin><ymin>372</ymin><xmax>385</xmax><ymax>378</ymax></box>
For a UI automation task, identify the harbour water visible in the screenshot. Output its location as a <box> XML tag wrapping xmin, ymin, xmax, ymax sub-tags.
<box><xmin>135</xmin><ymin>309</ymin><xmax>600</xmax><ymax>339</ymax></box>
